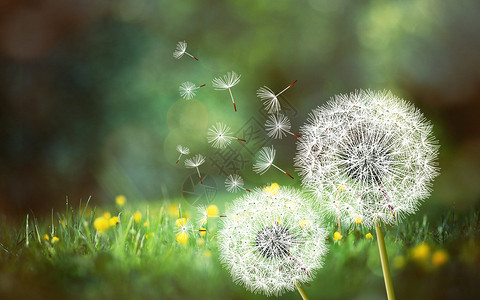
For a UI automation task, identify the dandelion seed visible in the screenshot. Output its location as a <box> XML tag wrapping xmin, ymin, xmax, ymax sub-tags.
<box><xmin>256</xmin><ymin>80</ymin><xmax>297</xmax><ymax>114</ymax></box>
<box><xmin>212</xmin><ymin>71</ymin><xmax>241</xmax><ymax>112</ymax></box>
<box><xmin>179</xmin><ymin>81</ymin><xmax>206</xmax><ymax>100</ymax></box>
<box><xmin>218</xmin><ymin>186</ymin><xmax>328</xmax><ymax>296</ymax></box>
<box><xmin>176</xmin><ymin>145</ymin><xmax>190</xmax><ymax>164</ymax></box>
<box><xmin>185</xmin><ymin>154</ymin><xmax>205</xmax><ymax>184</ymax></box>
<box><xmin>175</xmin><ymin>218</ymin><xmax>192</xmax><ymax>245</ymax></box>
<box><xmin>265</xmin><ymin>113</ymin><xmax>300</xmax><ymax>139</ymax></box>
<box><xmin>253</xmin><ymin>146</ymin><xmax>294</xmax><ymax>179</ymax></box>
<box><xmin>173</xmin><ymin>40</ymin><xmax>198</xmax><ymax>61</ymax></box>
<box><xmin>225</xmin><ymin>174</ymin><xmax>251</xmax><ymax>193</ymax></box>
<box><xmin>207</xmin><ymin>122</ymin><xmax>247</xmax><ymax>149</ymax></box>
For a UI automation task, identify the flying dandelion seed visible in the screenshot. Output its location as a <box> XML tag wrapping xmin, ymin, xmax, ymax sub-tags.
<box><xmin>175</xmin><ymin>217</ymin><xmax>193</xmax><ymax>244</ymax></box>
<box><xmin>173</xmin><ymin>40</ymin><xmax>198</xmax><ymax>61</ymax></box>
<box><xmin>265</xmin><ymin>113</ymin><xmax>301</xmax><ymax>139</ymax></box>
<box><xmin>295</xmin><ymin>89</ymin><xmax>439</xmax><ymax>228</ymax></box>
<box><xmin>225</xmin><ymin>174</ymin><xmax>251</xmax><ymax>193</ymax></box>
<box><xmin>207</xmin><ymin>122</ymin><xmax>247</xmax><ymax>149</ymax></box>
<box><xmin>185</xmin><ymin>154</ymin><xmax>206</xmax><ymax>184</ymax></box>
<box><xmin>176</xmin><ymin>145</ymin><xmax>190</xmax><ymax>164</ymax></box>
<box><xmin>212</xmin><ymin>71</ymin><xmax>241</xmax><ymax>112</ymax></box>
<box><xmin>253</xmin><ymin>146</ymin><xmax>294</xmax><ymax>179</ymax></box>
<box><xmin>256</xmin><ymin>80</ymin><xmax>297</xmax><ymax>114</ymax></box>
<box><xmin>179</xmin><ymin>82</ymin><xmax>206</xmax><ymax>100</ymax></box>
<box><xmin>218</xmin><ymin>186</ymin><xmax>328</xmax><ymax>296</ymax></box>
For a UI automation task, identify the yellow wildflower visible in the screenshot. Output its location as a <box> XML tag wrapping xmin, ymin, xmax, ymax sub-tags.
<box><xmin>94</xmin><ymin>216</ymin><xmax>110</xmax><ymax>233</ymax></box>
<box><xmin>411</xmin><ymin>242</ymin><xmax>430</xmax><ymax>261</ymax></box>
<box><xmin>298</xmin><ymin>219</ymin><xmax>311</xmax><ymax>229</ymax></box>
<box><xmin>176</xmin><ymin>218</ymin><xmax>187</xmax><ymax>227</ymax></box>
<box><xmin>103</xmin><ymin>212</ymin><xmax>111</xmax><ymax>220</ymax></box>
<box><xmin>42</xmin><ymin>234</ymin><xmax>50</xmax><ymax>241</ymax></box>
<box><xmin>133</xmin><ymin>211</ymin><xmax>142</xmax><ymax>223</ymax></box>
<box><xmin>393</xmin><ymin>255</ymin><xmax>406</xmax><ymax>269</ymax></box>
<box><xmin>168</xmin><ymin>204</ymin><xmax>179</xmax><ymax>217</ymax></box>
<box><xmin>204</xmin><ymin>250</ymin><xmax>212</xmax><ymax>258</ymax></box>
<box><xmin>365</xmin><ymin>233</ymin><xmax>373</xmax><ymax>239</ymax></box>
<box><xmin>51</xmin><ymin>236</ymin><xmax>60</xmax><ymax>243</ymax></box>
<box><xmin>109</xmin><ymin>216</ymin><xmax>119</xmax><ymax>226</ymax></box>
<box><xmin>115</xmin><ymin>195</ymin><xmax>126</xmax><ymax>207</ymax></box>
<box><xmin>432</xmin><ymin>249</ymin><xmax>449</xmax><ymax>267</ymax></box>
<box><xmin>206</xmin><ymin>205</ymin><xmax>219</xmax><ymax>217</ymax></box>
<box><xmin>334</xmin><ymin>231</ymin><xmax>343</xmax><ymax>241</ymax></box>
<box><xmin>143</xmin><ymin>221</ymin><xmax>150</xmax><ymax>227</ymax></box>
<box><xmin>354</xmin><ymin>217</ymin><xmax>362</xmax><ymax>225</ymax></box>
<box><xmin>199</xmin><ymin>227</ymin><xmax>207</xmax><ymax>237</ymax></box>
<box><xmin>176</xmin><ymin>232</ymin><xmax>188</xmax><ymax>244</ymax></box>
<box><xmin>264</xmin><ymin>183</ymin><xmax>280</xmax><ymax>196</ymax></box>
<box><xmin>145</xmin><ymin>232</ymin><xmax>155</xmax><ymax>239</ymax></box>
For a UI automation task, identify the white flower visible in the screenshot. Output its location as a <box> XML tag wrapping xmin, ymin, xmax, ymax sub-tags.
<box><xmin>212</xmin><ymin>71</ymin><xmax>241</xmax><ymax>111</ymax></box>
<box><xmin>207</xmin><ymin>122</ymin><xmax>246</xmax><ymax>149</ymax></box>
<box><xmin>218</xmin><ymin>186</ymin><xmax>328</xmax><ymax>296</ymax></box>
<box><xmin>179</xmin><ymin>82</ymin><xmax>205</xmax><ymax>100</ymax></box>
<box><xmin>225</xmin><ymin>174</ymin><xmax>250</xmax><ymax>193</ymax></box>
<box><xmin>253</xmin><ymin>146</ymin><xmax>294</xmax><ymax>179</ymax></box>
<box><xmin>176</xmin><ymin>145</ymin><xmax>190</xmax><ymax>164</ymax></box>
<box><xmin>173</xmin><ymin>40</ymin><xmax>198</xmax><ymax>61</ymax></box>
<box><xmin>256</xmin><ymin>80</ymin><xmax>297</xmax><ymax>114</ymax></box>
<box><xmin>185</xmin><ymin>154</ymin><xmax>206</xmax><ymax>184</ymax></box>
<box><xmin>295</xmin><ymin>89</ymin><xmax>440</xmax><ymax>228</ymax></box>
<box><xmin>265</xmin><ymin>113</ymin><xmax>300</xmax><ymax>139</ymax></box>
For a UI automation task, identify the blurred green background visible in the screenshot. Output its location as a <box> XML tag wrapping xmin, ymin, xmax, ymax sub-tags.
<box><xmin>1</xmin><ymin>0</ymin><xmax>479</xmax><ymax>218</ymax></box>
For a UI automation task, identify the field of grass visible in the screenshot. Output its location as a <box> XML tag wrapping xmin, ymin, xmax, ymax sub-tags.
<box><xmin>0</xmin><ymin>195</ymin><xmax>479</xmax><ymax>300</ymax></box>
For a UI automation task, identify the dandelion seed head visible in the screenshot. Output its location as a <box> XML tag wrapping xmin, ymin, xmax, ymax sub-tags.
<box><xmin>265</xmin><ymin>113</ymin><xmax>291</xmax><ymax>139</ymax></box>
<box><xmin>179</xmin><ymin>81</ymin><xmax>198</xmax><ymax>100</ymax></box>
<box><xmin>218</xmin><ymin>187</ymin><xmax>328</xmax><ymax>296</ymax></box>
<box><xmin>185</xmin><ymin>154</ymin><xmax>205</xmax><ymax>168</ymax></box>
<box><xmin>212</xmin><ymin>71</ymin><xmax>241</xmax><ymax>90</ymax></box>
<box><xmin>207</xmin><ymin>123</ymin><xmax>234</xmax><ymax>149</ymax></box>
<box><xmin>173</xmin><ymin>40</ymin><xmax>187</xmax><ymax>59</ymax></box>
<box><xmin>295</xmin><ymin>89</ymin><xmax>440</xmax><ymax>228</ymax></box>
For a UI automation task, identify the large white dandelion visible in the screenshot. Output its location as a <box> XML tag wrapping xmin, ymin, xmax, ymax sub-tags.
<box><xmin>294</xmin><ymin>89</ymin><xmax>439</xmax><ymax>300</ymax></box>
<box><xmin>295</xmin><ymin>89</ymin><xmax>439</xmax><ymax>228</ymax></box>
<box><xmin>218</xmin><ymin>186</ymin><xmax>328</xmax><ymax>297</ymax></box>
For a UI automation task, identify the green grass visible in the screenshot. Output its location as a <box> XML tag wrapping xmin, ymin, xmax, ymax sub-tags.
<box><xmin>0</xmin><ymin>197</ymin><xmax>479</xmax><ymax>300</ymax></box>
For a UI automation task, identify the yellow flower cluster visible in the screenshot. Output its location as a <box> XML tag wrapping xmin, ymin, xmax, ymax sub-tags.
<box><xmin>407</xmin><ymin>242</ymin><xmax>450</xmax><ymax>269</ymax></box>
<box><xmin>94</xmin><ymin>212</ymin><xmax>119</xmax><ymax>234</ymax></box>
<box><xmin>334</xmin><ymin>231</ymin><xmax>343</xmax><ymax>241</ymax></box>
<box><xmin>115</xmin><ymin>195</ymin><xmax>126</xmax><ymax>207</ymax></box>
<box><xmin>264</xmin><ymin>183</ymin><xmax>279</xmax><ymax>196</ymax></box>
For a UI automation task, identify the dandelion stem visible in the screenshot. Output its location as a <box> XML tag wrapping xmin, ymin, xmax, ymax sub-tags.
<box><xmin>295</xmin><ymin>281</ymin><xmax>310</xmax><ymax>300</ymax></box>
<box><xmin>195</xmin><ymin>167</ymin><xmax>202</xmax><ymax>184</ymax></box>
<box><xmin>276</xmin><ymin>80</ymin><xmax>297</xmax><ymax>97</ymax></box>
<box><xmin>271</xmin><ymin>164</ymin><xmax>294</xmax><ymax>179</ymax></box>
<box><xmin>237</xmin><ymin>138</ymin><xmax>246</xmax><ymax>142</ymax></box>
<box><xmin>228</xmin><ymin>88</ymin><xmax>237</xmax><ymax>111</ymax></box>
<box><xmin>184</xmin><ymin>52</ymin><xmax>198</xmax><ymax>61</ymax></box>
<box><xmin>176</xmin><ymin>153</ymin><xmax>183</xmax><ymax>164</ymax></box>
<box><xmin>375</xmin><ymin>220</ymin><xmax>396</xmax><ymax>300</ymax></box>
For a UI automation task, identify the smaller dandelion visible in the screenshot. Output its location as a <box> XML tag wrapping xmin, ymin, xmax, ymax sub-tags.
<box><xmin>334</xmin><ymin>231</ymin><xmax>343</xmax><ymax>241</ymax></box>
<box><xmin>366</xmin><ymin>233</ymin><xmax>373</xmax><ymax>239</ymax></box>
<box><xmin>109</xmin><ymin>216</ymin><xmax>119</xmax><ymax>226</ymax></box>
<box><xmin>94</xmin><ymin>216</ymin><xmax>110</xmax><ymax>234</ymax></box>
<box><xmin>212</xmin><ymin>71</ymin><xmax>241</xmax><ymax>112</ymax></box>
<box><xmin>225</xmin><ymin>174</ymin><xmax>251</xmax><ymax>193</ymax></box>
<box><xmin>354</xmin><ymin>217</ymin><xmax>362</xmax><ymax>225</ymax></box>
<box><xmin>169</xmin><ymin>203</ymin><xmax>179</xmax><ymax>217</ymax></box>
<box><xmin>115</xmin><ymin>195</ymin><xmax>126</xmax><ymax>207</ymax></box>
<box><xmin>432</xmin><ymin>249</ymin><xmax>448</xmax><ymax>267</ymax></box>
<box><xmin>207</xmin><ymin>122</ymin><xmax>246</xmax><ymax>149</ymax></box>
<box><xmin>256</xmin><ymin>80</ymin><xmax>297</xmax><ymax>114</ymax></box>
<box><xmin>185</xmin><ymin>154</ymin><xmax>205</xmax><ymax>184</ymax></box>
<box><xmin>265</xmin><ymin>113</ymin><xmax>300</xmax><ymax>139</ymax></box>
<box><xmin>204</xmin><ymin>250</ymin><xmax>212</xmax><ymax>258</ymax></box>
<box><xmin>411</xmin><ymin>242</ymin><xmax>430</xmax><ymax>261</ymax></box>
<box><xmin>176</xmin><ymin>145</ymin><xmax>190</xmax><ymax>164</ymax></box>
<box><xmin>264</xmin><ymin>182</ymin><xmax>280</xmax><ymax>196</ymax></box>
<box><xmin>42</xmin><ymin>234</ymin><xmax>49</xmax><ymax>241</ymax></box>
<box><xmin>133</xmin><ymin>211</ymin><xmax>142</xmax><ymax>223</ymax></box>
<box><xmin>51</xmin><ymin>236</ymin><xmax>60</xmax><ymax>244</ymax></box>
<box><xmin>179</xmin><ymin>81</ymin><xmax>206</xmax><ymax>100</ymax></box>
<box><xmin>253</xmin><ymin>146</ymin><xmax>294</xmax><ymax>179</ymax></box>
<box><xmin>173</xmin><ymin>40</ymin><xmax>198</xmax><ymax>61</ymax></box>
